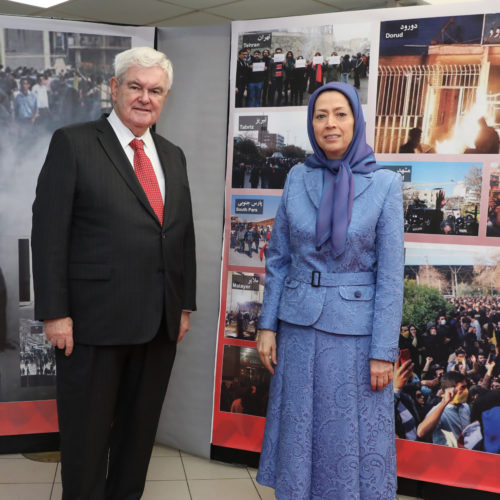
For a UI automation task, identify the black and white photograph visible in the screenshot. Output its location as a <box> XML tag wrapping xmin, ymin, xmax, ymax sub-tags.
<box><xmin>224</xmin><ymin>272</ymin><xmax>265</xmax><ymax>341</ymax></box>
<box><xmin>232</xmin><ymin>110</ymin><xmax>310</xmax><ymax>189</ymax></box>
<box><xmin>0</xmin><ymin>18</ymin><xmax>150</xmax><ymax>405</ymax></box>
<box><xmin>19</xmin><ymin>318</ymin><xmax>56</xmax><ymax>387</ymax></box>
<box><xmin>234</xmin><ymin>22</ymin><xmax>371</xmax><ymax>108</ymax></box>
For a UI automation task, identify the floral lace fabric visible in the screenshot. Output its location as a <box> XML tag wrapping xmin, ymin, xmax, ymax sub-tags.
<box><xmin>256</xmin><ymin>323</ymin><xmax>397</xmax><ymax>500</ymax></box>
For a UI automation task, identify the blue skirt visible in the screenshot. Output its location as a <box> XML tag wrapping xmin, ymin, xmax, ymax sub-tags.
<box><xmin>256</xmin><ymin>322</ymin><xmax>396</xmax><ymax>500</ymax></box>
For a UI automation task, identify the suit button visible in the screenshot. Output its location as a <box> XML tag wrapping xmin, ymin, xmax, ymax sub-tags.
<box><xmin>354</xmin><ymin>290</ymin><xmax>361</xmax><ymax>298</ymax></box>
<box><xmin>161</xmin><ymin>231</ymin><xmax>166</xmax><ymax>239</ymax></box>
<box><xmin>158</xmin><ymin>268</ymin><xmax>164</xmax><ymax>274</ymax></box>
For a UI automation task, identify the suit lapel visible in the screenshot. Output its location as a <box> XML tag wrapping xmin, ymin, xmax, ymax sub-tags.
<box><xmin>304</xmin><ymin>165</ymin><xmax>374</xmax><ymax>208</ymax></box>
<box><xmin>96</xmin><ymin>118</ymin><xmax>160</xmax><ymax>225</ymax></box>
<box><xmin>353</xmin><ymin>172</ymin><xmax>373</xmax><ymax>199</ymax></box>
<box><xmin>304</xmin><ymin>166</ymin><xmax>323</xmax><ymax>209</ymax></box>
<box><xmin>152</xmin><ymin>132</ymin><xmax>170</xmax><ymax>228</ymax></box>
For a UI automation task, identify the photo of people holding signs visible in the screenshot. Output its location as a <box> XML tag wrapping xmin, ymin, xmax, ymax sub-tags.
<box><xmin>235</xmin><ymin>24</ymin><xmax>371</xmax><ymax>108</ymax></box>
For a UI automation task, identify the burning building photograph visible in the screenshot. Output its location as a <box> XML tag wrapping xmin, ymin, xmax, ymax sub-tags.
<box><xmin>224</xmin><ymin>272</ymin><xmax>265</xmax><ymax>341</ymax></box>
<box><xmin>375</xmin><ymin>13</ymin><xmax>500</xmax><ymax>154</ymax></box>
<box><xmin>379</xmin><ymin>160</ymin><xmax>482</xmax><ymax>235</ymax></box>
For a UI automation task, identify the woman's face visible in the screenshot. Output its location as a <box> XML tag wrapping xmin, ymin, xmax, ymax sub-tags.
<box><xmin>312</xmin><ymin>90</ymin><xmax>354</xmax><ymax>160</ymax></box>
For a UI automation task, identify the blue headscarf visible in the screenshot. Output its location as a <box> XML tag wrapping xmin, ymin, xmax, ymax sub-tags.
<box><xmin>305</xmin><ymin>82</ymin><xmax>381</xmax><ymax>258</ymax></box>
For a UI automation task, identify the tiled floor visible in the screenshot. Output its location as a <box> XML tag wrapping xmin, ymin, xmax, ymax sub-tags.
<box><xmin>0</xmin><ymin>444</ymin><xmax>422</xmax><ymax>499</ymax></box>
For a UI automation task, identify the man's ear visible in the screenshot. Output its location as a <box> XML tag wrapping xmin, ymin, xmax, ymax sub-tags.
<box><xmin>110</xmin><ymin>76</ymin><xmax>119</xmax><ymax>103</ymax></box>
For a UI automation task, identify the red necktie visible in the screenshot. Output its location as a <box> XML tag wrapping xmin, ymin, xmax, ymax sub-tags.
<box><xmin>130</xmin><ymin>139</ymin><xmax>164</xmax><ymax>225</ymax></box>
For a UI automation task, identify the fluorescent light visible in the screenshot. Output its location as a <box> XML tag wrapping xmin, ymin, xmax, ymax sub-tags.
<box><xmin>425</xmin><ymin>0</ymin><xmax>479</xmax><ymax>4</ymax></box>
<box><xmin>7</xmin><ymin>0</ymin><xmax>70</xmax><ymax>8</ymax></box>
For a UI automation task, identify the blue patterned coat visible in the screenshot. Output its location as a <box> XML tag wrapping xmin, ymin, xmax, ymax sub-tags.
<box><xmin>258</xmin><ymin>163</ymin><xmax>404</xmax><ymax>362</ymax></box>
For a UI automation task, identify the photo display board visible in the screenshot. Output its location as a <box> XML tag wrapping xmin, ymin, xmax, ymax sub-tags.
<box><xmin>0</xmin><ymin>16</ymin><xmax>154</xmax><ymax>438</ymax></box>
<box><xmin>212</xmin><ymin>0</ymin><xmax>500</xmax><ymax>492</ymax></box>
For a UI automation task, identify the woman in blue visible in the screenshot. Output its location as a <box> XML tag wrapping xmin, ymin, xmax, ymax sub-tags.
<box><xmin>256</xmin><ymin>82</ymin><xmax>404</xmax><ymax>500</ymax></box>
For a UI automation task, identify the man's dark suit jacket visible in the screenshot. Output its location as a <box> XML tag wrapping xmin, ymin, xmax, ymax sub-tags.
<box><xmin>32</xmin><ymin>116</ymin><xmax>196</xmax><ymax>344</ymax></box>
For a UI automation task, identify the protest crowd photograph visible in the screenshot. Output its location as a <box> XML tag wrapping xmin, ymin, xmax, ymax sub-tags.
<box><xmin>229</xmin><ymin>195</ymin><xmax>281</xmax><ymax>267</ymax></box>
<box><xmin>224</xmin><ymin>272</ymin><xmax>265</xmax><ymax>341</ymax></box>
<box><xmin>383</xmin><ymin>161</ymin><xmax>482</xmax><ymax>236</ymax></box>
<box><xmin>235</xmin><ymin>23</ymin><xmax>371</xmax><ymax>108</ymax></box>
<box><xmin>232</xmin><ymin>110</ymin><xmax>310</xmax><ymax>189</ymax></box>
<box><xmin>396</xmin><ymin>244</ymin><xmax>500</xmax><ymax>454</ymax></box>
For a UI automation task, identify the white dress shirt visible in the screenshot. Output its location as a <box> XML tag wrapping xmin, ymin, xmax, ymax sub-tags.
<box><xmin>107</xmin><ymin>110</ymin><xmax>165</xmax><ymax>202</ymax></box>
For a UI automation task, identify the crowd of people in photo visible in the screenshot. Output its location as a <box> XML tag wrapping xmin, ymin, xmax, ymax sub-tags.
<box><xmin>230</xmin><ymin>223</ymin><xmax>272</xmax><ymax>262</ymax></box>
<box><xmin>19</xmin><ymin>343</ymin><xmax>56</xmax><ymax>387</ymax></box>
<box><xmin>220</xmin><ymin>371</ymin><xmax>270</xmax><ymax>417</ymax></box>
<box><xmin>487</xmin><ymin>185</ymin><xmax>500</xmax><ymax>237</ymax></box>
<box><xmin>0</xmin><ymin>64</ymin><xmax>113</xmax><ymax>141</ymax></box>
<box><xmin>484</xmin><ymin>26</ymin><xmax>500</xmax><ymax>44</ymax></box>
<box><xmin>225</xmin><ymin>307</ymin><xmax>260</xmax><ymax>341</ymax></box>
<box><xmin>232</xmin><ymin>155</ymin><xmax>302</xmax><ymax>189</ymax></box>
<box><xmin>236</xmin><ymin>47</ymin><xmax>369</xmax><ymax>107</ymax></box>
<box><xmin>395</xmin><ymin>296</ymin><xmax>500</xmax><ymax>453</ymax></box>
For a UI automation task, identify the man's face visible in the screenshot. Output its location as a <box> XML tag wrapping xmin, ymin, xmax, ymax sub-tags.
<box><xmin>110</xmin><ymin>65</ymin><xmax>169</xmax><ymax>137</ymax></box>
<box><xmin>477</xmin><ymin>354</ymin><xmax>486</xmax><ymax>365</ymax></box>
<box><xmin>21</xmin><ymin>79</ymin><xmax>30</xmax><ymax>94</ymax></box>
<box><xmin>454</xmin><ymin>381</ymin><xmax>468</xmax><ymax>396</ymax></box>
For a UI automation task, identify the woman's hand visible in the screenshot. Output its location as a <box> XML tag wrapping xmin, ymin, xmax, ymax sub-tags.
<box><xmin>257</xmin><ymin>329</ymin><xmax>277</xmax><ymax>374</ymax></box>
<box><xmin>370</xmin><ymin>359</ymin><xmax>394</xmax><ymax>391</ymax></box>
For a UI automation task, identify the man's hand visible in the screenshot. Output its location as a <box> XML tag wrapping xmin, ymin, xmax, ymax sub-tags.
<box><xmin>370</xmin><ymin>359</ymin><xmax>394</xmax><ymax>391</ymax></box>
<box><xmin>443</xmin><ymin>386</ymin><xmax>456</xmax><ymax>405</ymax></box>
<box><xmin>393</xmin><ymin>359</ymin><xmax>414</xmax><ymax>390</ymax></box>
<box><xmin>45</xmin><ymin>317</ymin><xmax>74</xmax><ymax>356</ymax></box>
<box><xmin>257</xmin><ymin>330</ymin><xmax>277</xmax><ymax>374</ymax></box>
<box><xmin>177</xmin><ymin>311</ymin><xmax>191</xmax><ymax>343</ymax></box>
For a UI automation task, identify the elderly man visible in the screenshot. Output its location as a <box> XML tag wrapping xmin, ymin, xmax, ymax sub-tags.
<box><xmin>32</xmin><ymin>47</ymin><xmax>196</xmax><ymax>500</ymax></box>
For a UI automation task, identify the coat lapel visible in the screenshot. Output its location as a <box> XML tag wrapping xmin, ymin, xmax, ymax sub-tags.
<box><xmin>353</xmin><ymin>172</ymin><xmax>373</xmax><ymax>199</ymax></box>
<box><xmin>304</xmin><ymin>166</ymin><xmax>323</xmax><ymax>209</ymax></box>
<box><xmin>152</xmin><ymin>132</ymin><xmax>170</xmax><ymax>228</ymax></box>
<box><xmin>96</xmin><ymin>118</ymin><xmax>161</xmax><ymax>225</ymax></box>
<box><xmin>303</xmin><ymin>166</ymin><xmax>374</xmax><ymax>208</ymax></box>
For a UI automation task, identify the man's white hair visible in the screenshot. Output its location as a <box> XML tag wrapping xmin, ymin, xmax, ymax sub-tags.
<box><xmin>114</xmin><ymin>47</ymin><xmax>173</xmax><ymax>91</ymax></box>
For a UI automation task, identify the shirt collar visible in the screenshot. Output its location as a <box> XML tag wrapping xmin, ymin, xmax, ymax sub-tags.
<box><xmin>107</xmin><ymin>109</ymin><xmax>155</xmax><ymax>151</ymax></box>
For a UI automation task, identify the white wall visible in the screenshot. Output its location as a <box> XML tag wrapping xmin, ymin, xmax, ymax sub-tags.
<box><xmin>155</xmin><ymin>24</ymin><xmax>230</xmax><ymax>458</ymax></box>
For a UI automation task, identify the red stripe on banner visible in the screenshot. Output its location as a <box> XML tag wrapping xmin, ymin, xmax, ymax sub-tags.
<box><xmin>397</xmin><ymin>439</ymin><xmax>500</xmax><ymax>494</ymax></box>
<box><xmin>0</xmin><ymin>400</ymin><xmax>58</xmax><ymax>436</ymax></box>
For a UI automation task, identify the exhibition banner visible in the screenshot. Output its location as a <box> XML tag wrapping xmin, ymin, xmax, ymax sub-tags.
<box><xmin>0</xmin><ymin>16</ymin><xmax>154</xmax><ymax>438</ymax></box>
<box><xmin>213</xmin><ymin>0</ymin><xmax>500</xmax><ymax>492</ymax></box>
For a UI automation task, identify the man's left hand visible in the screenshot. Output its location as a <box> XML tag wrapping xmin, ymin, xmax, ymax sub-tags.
<box><xmin>177</xmin><ymin>311</ymin><xmax>191</xmax><ymax>343</ymax></box>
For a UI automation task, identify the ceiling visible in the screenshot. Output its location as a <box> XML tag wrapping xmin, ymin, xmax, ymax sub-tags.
<box><xmin>0</xmin><ymin>0</ymin><xmax>430</xmax><ymax>27</ymax></box>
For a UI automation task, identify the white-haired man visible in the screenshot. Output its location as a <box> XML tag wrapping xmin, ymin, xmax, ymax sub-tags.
<box><xmin>32</xmin><ymin>47</ymin><xmax>196</xmax><ymax>499</ymax></box>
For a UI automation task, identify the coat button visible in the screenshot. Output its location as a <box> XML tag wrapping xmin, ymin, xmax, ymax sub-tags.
<box><xmin>354</xmin><ymin>290</ymin><xmax>361</xmax><ymax>298</ymax></box>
